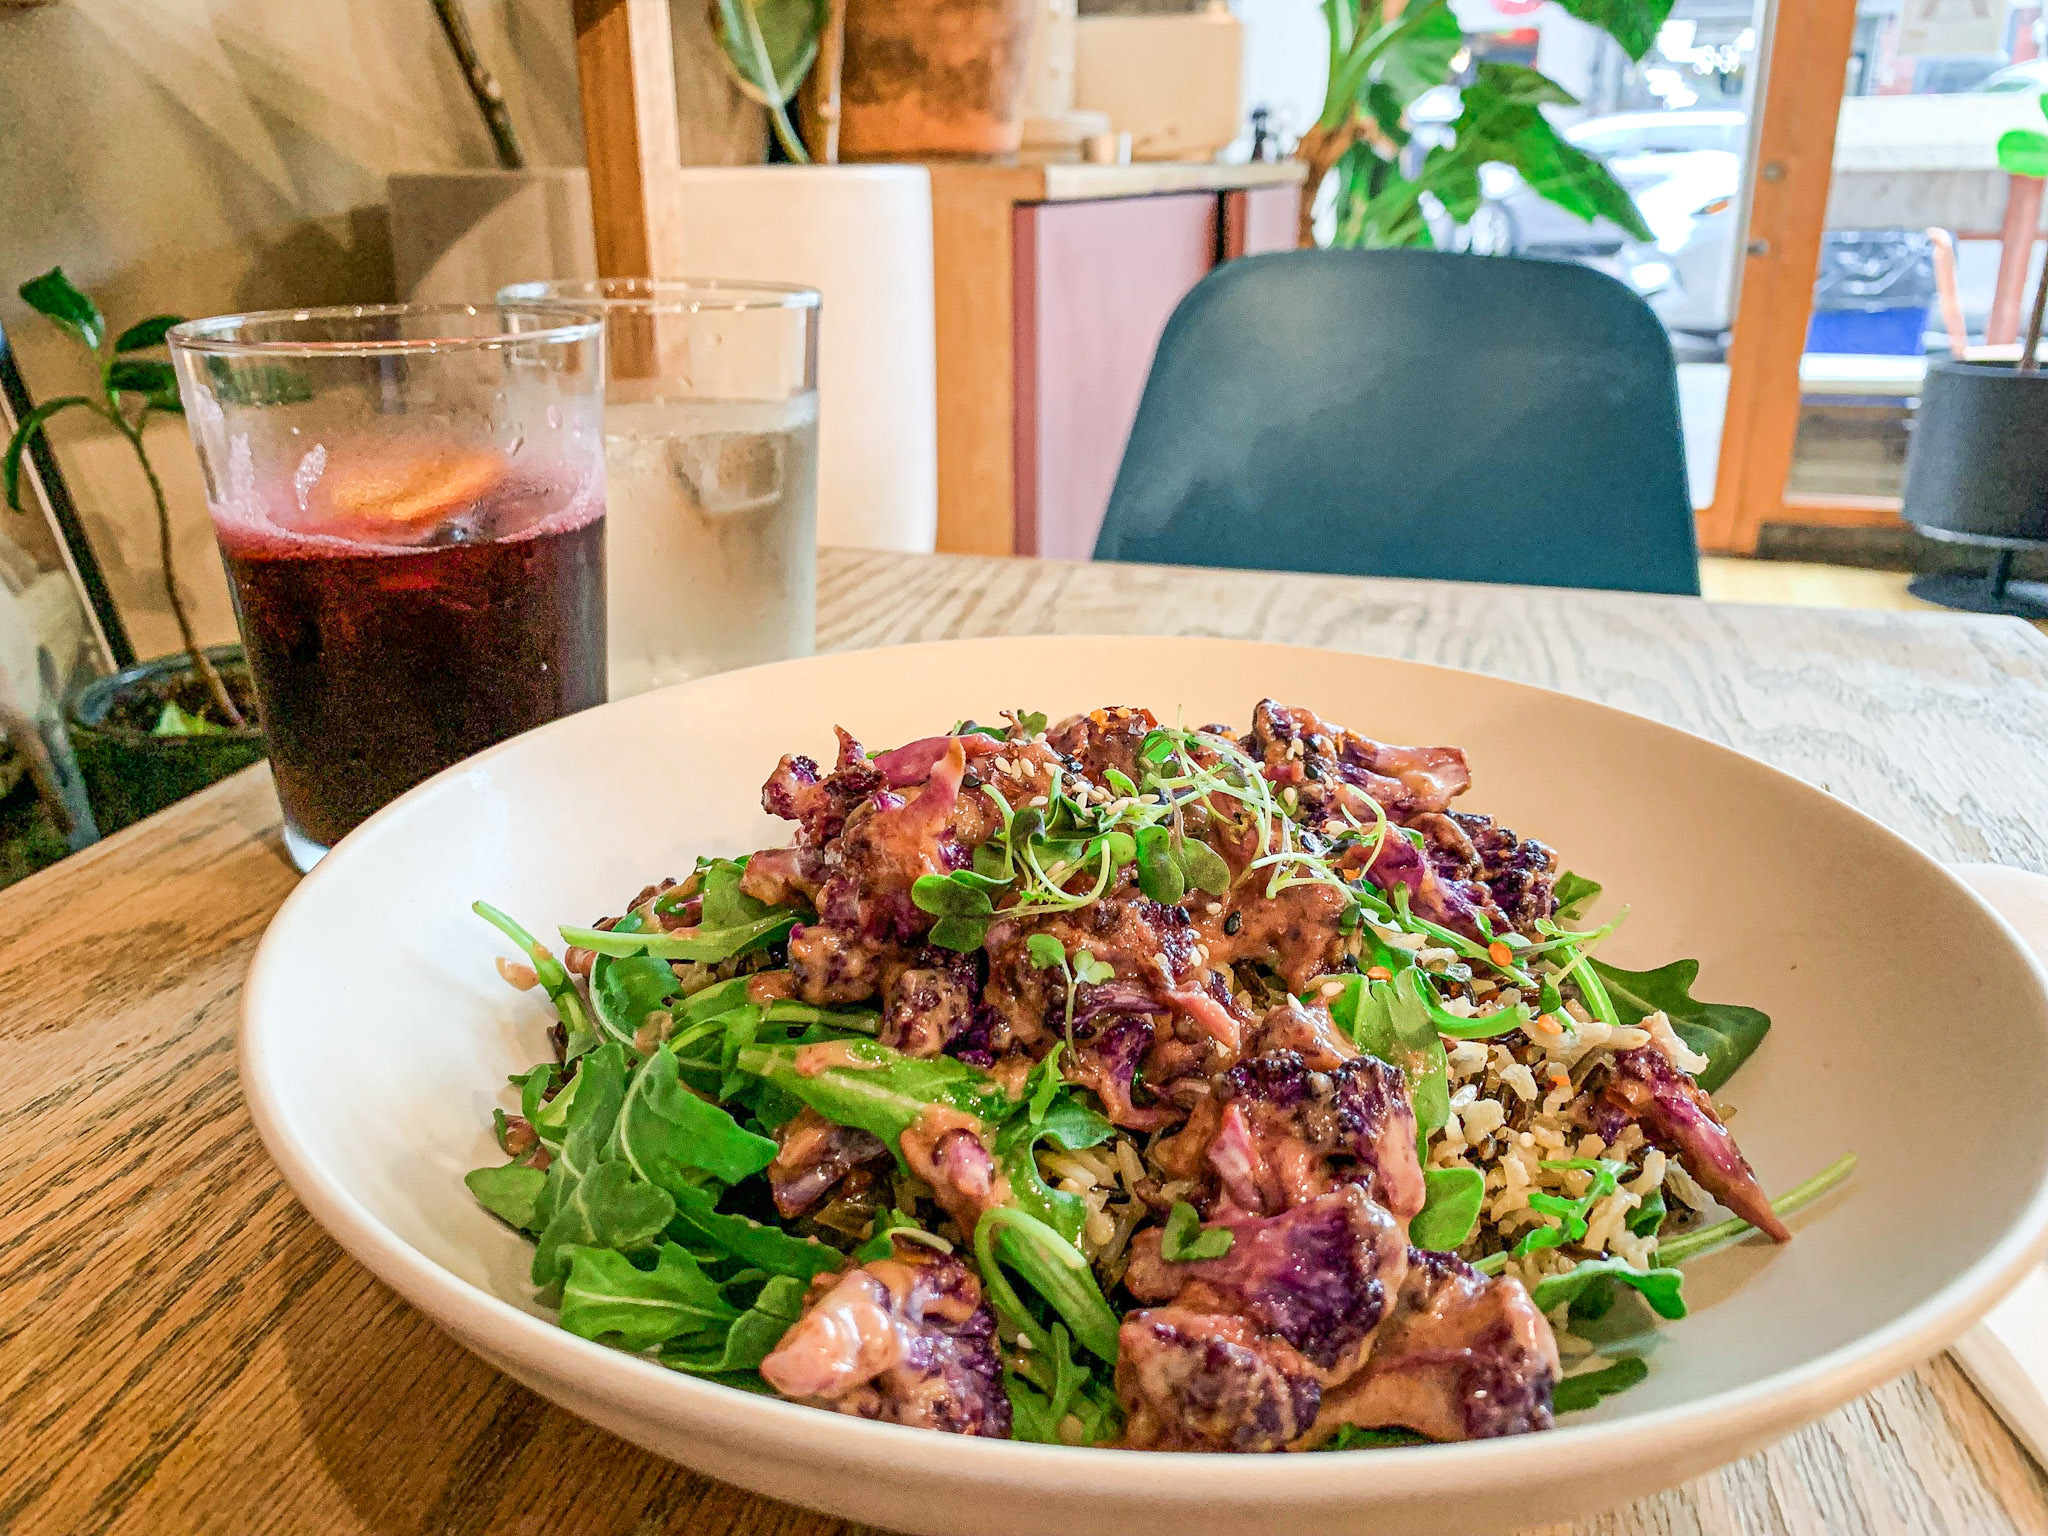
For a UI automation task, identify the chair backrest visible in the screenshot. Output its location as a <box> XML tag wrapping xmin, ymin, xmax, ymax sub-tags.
<box><xmin>1093</xmin><ymin>248</ymin><xmax>1700</xmax><ymax>596</ymax></box>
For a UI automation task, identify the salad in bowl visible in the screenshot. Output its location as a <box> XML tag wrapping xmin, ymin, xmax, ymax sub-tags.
<box><xmin>465</xmin><ymin>700</ymin><xmax>1850</xmax><ymax>1452</ymax></box>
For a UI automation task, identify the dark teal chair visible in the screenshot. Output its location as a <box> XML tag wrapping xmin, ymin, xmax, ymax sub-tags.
<box><xmin>1093</xmin><ymin>248</ymin><xmax>1700</xmax><ymax>596</ymax></box>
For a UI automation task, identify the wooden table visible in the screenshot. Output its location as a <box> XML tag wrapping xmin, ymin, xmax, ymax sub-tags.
<box><xmin>11</xmin><ymin>548</ymin><xmax>2048</xmax><ymax>1536</ymax></box>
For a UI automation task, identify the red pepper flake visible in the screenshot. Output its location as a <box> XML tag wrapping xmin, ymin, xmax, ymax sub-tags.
<box><xmin>1486</xmin><ymin>940</ymin><xmax>1513</xmax><ymax>968</ymax></box>
<box><xmin>1365</xmin><ymin>965</ymin><xmax>1393</xmax><ymax>981</ymax></box>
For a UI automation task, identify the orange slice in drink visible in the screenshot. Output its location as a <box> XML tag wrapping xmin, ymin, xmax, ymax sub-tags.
<box><xmin>320</xmin><ymin>445</ymin><xmax>505</xmax><ymax>541</ymax></box>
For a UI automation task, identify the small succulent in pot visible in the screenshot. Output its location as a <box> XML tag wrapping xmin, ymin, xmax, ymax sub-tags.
<box><xmin>3</xmin><ymin>267</ymin><xmax>247</xmax><ymax>732</ymax></box>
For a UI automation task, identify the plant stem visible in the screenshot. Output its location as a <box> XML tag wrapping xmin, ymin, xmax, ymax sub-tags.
<box><xmin>1293</xmin><ymin>117</ymin><xmax>1361</xmax><ymax>247</ymax></box>
<box><xmin>2021</xmin><ymin>252</ymin><xmax>2047</xmax><ymax>377</ymax></box>
<box><xmin>121</xmin><ymin>413</ymin><xmax>244</xmax><ymax>728</ymax></box>
<box><xmin>740</xmin><ymin>0</ymin><xmax>810</xmax><ymax>164</ymax></box>
<box><xmin>430</xmin><ymin>0</ymin><xmax>526</xmax><ymax>170</ymax></box>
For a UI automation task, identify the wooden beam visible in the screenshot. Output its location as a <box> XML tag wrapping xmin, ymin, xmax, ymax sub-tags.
<box><xmin>572</xmin><ymin>0</ymin><xmax>687</xmax><ymax>281</ymax></box>
<box><xmin>1697</xmin><ymin>0</ymin><xmax>1860</xmax><ymax>555</ymax></box>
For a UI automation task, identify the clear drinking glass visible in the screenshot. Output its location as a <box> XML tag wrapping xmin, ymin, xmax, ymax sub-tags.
<box><xmin>500</xmin><ymin>279</ymin><xmax>819</xmax><ymax>700</ymax></box>
<box><xmin>168</xmin><ymin>303</ymin><xmax>608</xmax><ymax>871</ymax></box>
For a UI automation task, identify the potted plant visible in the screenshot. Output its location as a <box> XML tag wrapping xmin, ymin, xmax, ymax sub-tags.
<box><xmin>1899</xmin><ymin>95</ymin><xmax>2048</xmax><ymax>617</ymax></box>
<box><xmin>1292</xmin><ymin>0</ymin><xmax>1664</xmax><ymax>251</ymax></box>
<box><xmin>3</xmin><ymin>268</ymin><xmax>263</xmax><ymax>832</ymax></box>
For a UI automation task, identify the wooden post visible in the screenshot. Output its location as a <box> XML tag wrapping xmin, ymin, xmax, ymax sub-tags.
<box><xmin>1986</xmin><ymin>174</ymin><xmax>2045</xmax><ymax>349</ymax></box>
<box><xmin>1697</xmin><ymin>0</ymin><xmax>1860</xmax><ymax>555</ymax></box>
<box><xmin>572</xmin><ymin>0</ymin><xmax>688</xmax><ymax>282</ymax></box>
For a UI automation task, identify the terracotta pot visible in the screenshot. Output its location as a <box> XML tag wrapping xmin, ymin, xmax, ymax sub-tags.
<box><xmin>839</xmin><ymin>0</ymin><xmax>1036</xmax><ymax>157</ymax></box>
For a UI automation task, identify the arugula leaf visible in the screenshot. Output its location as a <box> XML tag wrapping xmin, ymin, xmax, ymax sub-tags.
<box><xmin>995</xmin><ymin>1073</ymin><xmax>1115</xmax><ymax>1245</ymax></box>
<box><xmin>1552</xmin><ymin>870</ymin><xmax>1602</xmax><ymax>924</ymax></box>
<box><xmin>1508</xmin><ymin>1158</ymin><xmax>1623</xmax><ymax>1259</ymax></box>
<box><xmin>697</xmin><ymin>857</ymin><xmax>783</xmax><ymax>929</ymax></box>
<box><xmin>532</xmin><ymin>1160</ymin><xmax>676</xmax><ymax>1288</ymax></box>
<box><xmin>854</xmin><ymin>1206</ymin><xmax>952</xmax><ymax>1262</ymax></box>
<box><xmin>666</xmin><ymin>1185</ymin><xmax>842</xmax><ymax>1280</ymax></box>
<box><xmin>476</xmin><ymin>901</ymin><xmax>600</xmax><ymax>1060</ymax></box>
<box><xmin>734</xmin><ymin>1039</ymin><xmax>1014</xmax><ymax>1155</ymax></box>
<box><xmin>530</xmin><ymin>1045</ymin><xmax>678</xmax><ymax>1285</ymax></box>
<box><xmin>590</xmin><ymin>912</ymin><xmax>683</xmax><ymax>1050</ymax></box>
<box><xmin>1531</xmin><ymin>1256</ymin><xmax>1686</xmax><ymax>1321</ymax></box>
<box><xmin>1024</xmin><ymin>1042</ymin><xmax>1067</xmax><ymax>1122</ymax></box>
<box><xmin>1161</xmin><ymin>1200</ymin><xmax>1233</xmax><ymax>1262</ymax></box>
<box><xmin>1627</xmin><ymin>1186</ymin><xmax>1668</xmax><ymax>1238</ymax></box>
<box><xmin>974</xmin><ymin>1206</ymin><xmax>1122</xmax><ymax>1366</ymax></box>
<box><xmin>661</xmin><ymin>1273</ymin><xmax>809</xmax><ymax>1375</ymax></box>
<box><xmin>1589</xmin><ymin>957</ymin><xmax>1770</xmax><ymax>1092</ymax></box>
<box><xmin>512</xmin><ymin>1062</ymin><xmax>564</xmax><ymax>1127</ymax></box>
<box><xmin>1328</xmin><ymin>971</ymin><xmax>1449</xmax><ymax>1147</ymax></box>
<box><xmin>558</xmin><ymin>911</ymin><xmax>798</xmax><ymax>964</ymax></box>
<box><xmin>1553</xmin><ymin>1355</ymin><xmax>1650</xmax><ymax>1412</ymax></box>
<box><xmin>1410</xmin><ymin>1166</ymin><xmax>1485</xmax><ymax>1251</ymax></box>
<box><xmin>610</xmin><ymin>1043</ymin><xmax>778</xmax><ymax>1190</ymax></box>
<box><xmin>558</xmin><ymin>1242</ymin><xmax>737</xmax><ymax>1351</ymax></box>
<box><xmin>1004</xmin><ymin>1321</ymin><xmax>1124</xmax><ymax>1446</ymax></box>
<box><xmin>1319</xmin><ymin>1425</ymin><xmax>1432</xmax><ymax>1449</ymax></box>
<box><xmin>466</xmin><ymin>1163</ymin><xmax>549</xmax><ymax>1231</ymax></box>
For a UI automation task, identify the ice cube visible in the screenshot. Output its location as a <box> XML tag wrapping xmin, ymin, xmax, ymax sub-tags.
<box><xmin>669</xmin><ymin>431</ymin><xmax>783</xmax><ymax>517</ymax></box>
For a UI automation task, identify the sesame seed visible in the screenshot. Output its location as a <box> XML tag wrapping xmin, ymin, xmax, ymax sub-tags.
<box><xmin>1029</xmin><ymin>795</ymin><xmax>1049</xmax><ymax>808</ymax></box>
<box><xmin>1318</xmin><ymin>978</ymin><xmax>1344</xmax><ymax>997</ymax></box>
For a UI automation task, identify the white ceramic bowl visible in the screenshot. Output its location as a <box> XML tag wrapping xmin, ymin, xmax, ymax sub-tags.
<box><xmin>241</xmin><ymin>636</ymin><xmax>2048</xmax><ymax>1536</ymax></box>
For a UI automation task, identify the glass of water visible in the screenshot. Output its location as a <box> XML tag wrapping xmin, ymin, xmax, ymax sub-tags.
<box><xmin>502</xmin><ymin>278</ymin><xmax>819</xmax><ymax>698</ymax></box>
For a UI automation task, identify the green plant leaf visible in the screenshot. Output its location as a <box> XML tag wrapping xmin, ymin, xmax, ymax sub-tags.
<box><xmin>1410</xmin><ymin>1166</ymin><xmax>1485</xmax><ymax>1250</ymax></box>
<box><xmin>19</xmin><ymin>268</ymin><xmax>104</xmax><ymax>352</ymax></box>
<box><xmin>666</xmin><ymin>1185</ymin><xmax>843</xmax><ymax>1280</ymax></box>
<box><xmin>558</xmin><ymin>1241</ymin><xmax>737</xmax><ymax>1350</ymax></box>
<box><xmin>710</xmin><ymin>0</ymin><xmax>825</xmax><ymax>107</ymax></box>
<box><xmin>1428</xmin><ymin>64</ymin><xmax>1653</xmax><ymax>242</ymax></box>
<box><xmin>975</xmin><ymin>1206</ymin><xmax>1122</xmax><ymax>1366</ymax></box>
<box><xmin>1552</xmin><ymin>870</ymin><xmax>1602</xmax><ymax>923</ymax></box>
<box><xmin>1547</xmin><ymin>0</ymin><xmax>1672</xmax><ymax>60</ymax></box>
<box><xmin>2</xmin><ymin>395</ymin><xmax>92</xmax><ymax>513</ymax></box>
<box><xmin>661</xmin><ymin>1272</ymin><xmax>809</xmax><ymax>1374</ymax></box>
<box><xmin>476</xmin><ymin>902</ymin><xmax>602</xmax><ymax>1060</ymax></box>
<box><xmin>1161</xmin><ymin>1200</ymin><xmax>1234</xmax><ymax>1261</ymax></box>
<box><xmin>1530</xmin><ymin>1255</ymin><xmax>1687</xmax><ymax>1321</ymax></box>
<box><xmin>465</xmin><ymin>1163</ymin><xmax>549</xmax><ymax>1230</ymax></box>
<box><xmin>1327</xmin><ymin>971</ymin><xmax>1449</xmax><ymax>1144</ymax></box>
<box><xmin>1373</xmin><ymin>0</ymin><xmax>1463</xmax><ymax>108</ymax></box>
<box><xmin>532</xmin><ymin>1160</ymin><xmax>676</xmax><ymax>1288</ymax></box>
<box><xmin>149</xmin><ymin>700</ymin><xmax>227</xmax><ymax>737</ymax></box>
<box><xmin>1589</xmin><ymin>956</ymin><xmax>1770</xmax><ymax>1092</ymax></box>
<box><xmin>1176</xmin><ymin>835</ymin><xmax>1233</xmax><ymax>897</ymax></box>
<box><xmin>1134</xmin><ymin>824</ymin><xmax>1186</xmax><ymax>905</ymax></box>
<box><xmin>107</xmin><ymin>357</ymin><xmax>179</xmax><ymax>401</ymax></box>
<box><xmin>698</xmin><ymin>856</ymin><xmax>786</xmax><ymax>928</ymax></box>
<box><xmin>734</xmin><ymin>1039</ymin><xmax>1015</xmax><ymax>1157</ymax></box>
<box><xmin>589</xmin><ymin>912</ymin><xmax>683</xmax><ymax>1050</ymax></box>
<box><xmin>202</xmin><ymin>356</ymin><xmax>315</xmax><ymax>407</ymax></box>
<box><xmin>610</xmin><ymin>1043</ymin><xmax>779</xmax><ymax>1189</ymax></box>
<box><xmin>911</xmin><ymin>872</ymin><xmax>997</xmax><ymax>917</ymax></box>
<box><xmin>1997</xmin><ymin>127</ymin><xmax>2048</xmax><ymax>178</ymax></box>
<box><xmin>559</xmin><ymin>911</ymin><xmax>796</xmax><ymax>963</ymax></box>
<box><xmin>1553</xmin><ymin>1354</ymin><xmax>1650</xmax><ymax>1412</ymax></box>
<box><xmin>113</xmin><ymin>314</ymin><xmax>186</xmax><ymax>353</ymax></box>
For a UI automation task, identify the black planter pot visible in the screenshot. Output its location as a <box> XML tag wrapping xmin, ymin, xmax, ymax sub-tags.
<box><xmin>68</xmin><ymin>645</ymin><xmax>266</xmax><ymax>834</ymax></box>
<box><xmin>1901</xmin><ymin>358</ymin><xmax>2048</xmax><ymax>617</ymax></box>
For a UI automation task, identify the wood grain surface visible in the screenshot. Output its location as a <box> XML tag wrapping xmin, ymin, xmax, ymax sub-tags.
<box><xmin>8</xmin><ymin>547</ymin><xmax>2048</xmax><ymax>1536</ymax></box>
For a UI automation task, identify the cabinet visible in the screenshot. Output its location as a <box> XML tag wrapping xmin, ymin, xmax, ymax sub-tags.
<box><xmin>928</xmin><ymin>164</ymin><xmax>1303</xmax><ymax>557</ymax></box>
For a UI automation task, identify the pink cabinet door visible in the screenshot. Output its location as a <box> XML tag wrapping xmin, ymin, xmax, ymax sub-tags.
<box><xmin>1013</xmin><ymin>193</ymin><xmax>1220</xmax><ymax>559</ymax></box>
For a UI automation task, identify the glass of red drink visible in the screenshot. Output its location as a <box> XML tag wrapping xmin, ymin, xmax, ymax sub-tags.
<box><xmin>168</xmin><ymin>303</ymin><xmax>607</xmax><ymax>870</ymax></box>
